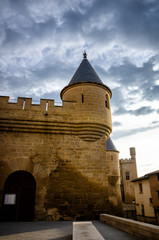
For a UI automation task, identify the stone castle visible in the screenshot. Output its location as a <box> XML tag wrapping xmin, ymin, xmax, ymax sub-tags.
<box><xmin>0</xmin><ymin>53</ymin><xmax>123</xmax><ymax>221</ymax></box>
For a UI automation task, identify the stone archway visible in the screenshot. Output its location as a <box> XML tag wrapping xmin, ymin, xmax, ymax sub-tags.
<box><xmin>1</xmin><ymin>171</ymin><xmax>36</xmax><ymax>221</ymax></box>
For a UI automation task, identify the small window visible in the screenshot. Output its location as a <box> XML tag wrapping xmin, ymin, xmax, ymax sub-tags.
<box><xmin>157</xmin><ymin>191</ymin><xmax>159</xmax><ymax>200</ymax></box>
<box><xmin>141</xmin><ymin>204</ymin><xmax>145</xmax><ymax>216</ymax></box>
<box><xmin>82</xmin><ymin>94</ymin><xmax>84</xmax><ymax>103</ymax></box>
<box><xmin>46</xmin><ymin>101</ymin><xmax>48</xmax><ymax>112</ymax></box>
<box><xmin>125</xmin><ymin>171</ymin><xmax>130</xmax><ymax>180</ymax></box>
<box><xmin>23</xmin><ymin>100</ymin><xmax>25</xmax><ymax>110</ymax></box>
<box><xmin>105</xmin><ymin>95</ymin><xmax>110</xmax><ymax>109</ymax></box>
<box><xmin>149</xmin><ymin>198</ymin><xmax>152</xmax><ymax>205</ymax></box>
<box><xmin>139</xmin><ymin>183</ymin><xmax>143</xmax><ymax>193</ymax></box>
<box><xmin>105</xmin><ymin>100</ymin><xmax>108</xmax><ymax>108</ymax></box>
<box><xmin>157</xmin><ymin>174</ymin><xmax>159</xmax><ymax>181</ymax></box>
<box><xmin>111</xmin><ymin>155</ymin><xmax>113</xmax><ymax>160</ymax></box>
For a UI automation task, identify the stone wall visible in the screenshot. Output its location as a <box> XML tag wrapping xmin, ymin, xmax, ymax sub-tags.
<box><xmin>0</xmin><ymin>131</ymin><xmax>122</xmax><ymax>220</ymax></box>
<box><xmin>106</xmin><ymin>150</ymin><xmax>122</xmax><ymax>213</ymax></box>
<box><xmin>0</xmin><ymin>82</ymin><xmax>122</xmax><ymax>220</ymax></box>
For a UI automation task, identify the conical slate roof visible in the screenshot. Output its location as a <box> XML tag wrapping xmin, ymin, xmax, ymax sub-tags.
<box><xmin>60</xmin><ymin>53</ymin><xmax>112</xmax><ymax>99</ymax></box>
<box><xmin>68</xmin><ymin>58</ymin><xmax>104</xmax><ymax>86</ymax></box>
<box><xmin>106</xmin><ymin>137</ymin><xmax>118</xmax><ymax>152</ymax></box>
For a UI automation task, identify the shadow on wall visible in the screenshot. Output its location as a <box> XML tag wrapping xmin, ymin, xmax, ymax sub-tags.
<box><xmin>43</xmin><ymin>159</ymin><xmax>122</xmax><ymax>221</ymax></box>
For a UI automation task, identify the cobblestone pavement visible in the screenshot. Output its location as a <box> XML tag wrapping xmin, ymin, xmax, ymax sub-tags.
<box><xmin>0</xmin><ymin>221</ymin><xmax>138</xmax><ymax>240</ymax></box>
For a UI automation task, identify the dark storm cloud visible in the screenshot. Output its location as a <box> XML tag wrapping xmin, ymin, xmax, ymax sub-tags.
<box><xmin>112</xmin><ymin>124</ymin><xmax>159</xmax><ymax>140</ymax></box>
<box><xmin>116</xmin><ymin>0</ymin><xmax>159</xmax><ymax>49</ymax></box>
<box><xmin>151</xmin><ymin>121</ymin><xmax>159</xmax><ymax>124</ymax></box>
<box><xmin>1</xmin><ymin>0</ymin><xmax>159</xmax><ymax>52</ymax></box>
<box><xmin>113</xmin><ymin>106</ymin><xmax>155</xmax><ymax>116</ymax></box>
<box><xmin>132</xmin><ymin>106</ymin><xmax>155</xmax><ymax>115</ymax></box>
<box><xmin>113</xmin><ymin>107</ymin><xmax>127</xmax><ymax>116</ymax></box>
<box><xmin>30</xmin><ymin>59</ymin><xmax>74</xmax><ymax>81</ymax></box>
<box><xmin>112</xmin><ymin>121</ymin><xmax>122</xmax><ymax>127</ymax></box>
<box><xmin>108</xmin><ymin>57</ymin><xmax>158</xmax><ymax>87</ymax></box>
<box><xmin>144</xmin><ymin>85</ymin><xmax>159</xmax><ymax>101</ymax></box>
<box><xmin>70</xmin><ymin>0</ymin><xmax>159</xmax><ymax>49</ymax></box>
<box><xmin>3</xmin><ymin>29</ymin><xmax>24</xmax><ymax>46</ymax></box>
<box><xmin>106</xmin><ymin>56</ymin><xmax>159</xmax><ymax>116</ymax></box>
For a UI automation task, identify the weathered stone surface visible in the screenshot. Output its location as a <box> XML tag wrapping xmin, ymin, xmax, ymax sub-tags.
<box><xmin>0</xmin><ymin>71</ymin><xmax>122</xmax><ymax>220</ymax></box>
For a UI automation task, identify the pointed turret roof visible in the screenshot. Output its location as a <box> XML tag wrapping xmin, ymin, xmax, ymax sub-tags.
<box><xmin>61</xmin><ymin>52</ymin><xmax>112</xmax><ymax>99</ymax></box>
<box><xmin>106</xmin><ymin>137</ymin><xmax>118</xmax><ymax>152</ymax></box>
<box><xmin>68</xmin><ymin>58</ymin><xmax>103</xmax><ymax>86</ymax></box>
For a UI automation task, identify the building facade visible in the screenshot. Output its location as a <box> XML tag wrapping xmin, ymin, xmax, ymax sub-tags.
<box><xmin>0</xmin><ymin>54</ymin><xmax>123</xmax><ymax>221</ymax></box>
<box><xmin>132</xmin><ymin>170</ymin><xmax>159</xmax><ymax>225</ymax></box>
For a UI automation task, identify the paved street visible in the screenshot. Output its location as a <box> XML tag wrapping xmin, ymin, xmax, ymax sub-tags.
<box><xmin>0</xmin><ymin>221</ymin><xmax>138</xmax><ymax>240</ymax></box>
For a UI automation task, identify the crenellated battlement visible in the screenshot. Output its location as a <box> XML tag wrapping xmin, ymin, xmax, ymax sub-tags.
<box><xmin>0</xmin><ymin>59</ymin><xmax>112</xmax><ymax>142</ymax></box>
<box><xmin>119</xmin><ymin>147</ymin><xmax>136</xmax><ymax>163</ymax></box>
<box><xmin>0</xmin><ymin>95</ymin><xmax>110</xmax><ymax>142</ymax></box>
<box><xmin>119</xmin><ymin>158</ymin><xmax>135</xmax><ymax>164</ymax></box>
<box><xmin>0</xmin><ymin>96</ymin><xmax>77</xmax><ymax>112</ymax></box>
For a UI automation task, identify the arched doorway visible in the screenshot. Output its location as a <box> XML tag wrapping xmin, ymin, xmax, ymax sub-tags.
<box><xmin>1</xmin><ymin>171</ymin><xmax>36</xmax><ymax>221</ymax></box>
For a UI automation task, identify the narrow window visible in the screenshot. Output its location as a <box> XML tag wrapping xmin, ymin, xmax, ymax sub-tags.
<box><xmin>139</xmin><ymin>182</ymin><xmax>143</xmax><ymax>193</ymax></box>
<box><xmin>105</xmin><ymin>95</ymin><xmax>109</xmax><ymax>109</ymax></box>
<box><xmin>46</xmin><ymin>101</ymin><xmax>48</xmax><ymax>112</ymax></box>
<box><xmin>125</xmin><ymin>171</ymin><xmax>130</xmax><ymax>180</ymax></box>
<box><xmin>23</xmin><ymin>100</ymin><xmax>25</xmax><ymax>110</ymax></box>
<box><xmin>111</xmin><ymin>155</ymin><xmax>113</xmax><ymax>161</ymax></box>
<box><xmin>157</xmin><ymin>174</ymin><xmax>159</xmax><ymax>181</ymax></box>
<box><xmin>141</xmin><ymin>204</ymin><xmax>145</xmax><ymax>216</ymax></box>
<box><xmin>82</xmin><ymin>94</ymin><xmax>84</xmax><ymax>103</ymax></box>
<box><xmin>149</xmin><ymin>198</ymin><xmax>152</xmax><ymax>205</ymax></box>
<box><xmin>157</xmin><ymin>191</ymin><xmax>159</xmax><ymax>200</ymax></box>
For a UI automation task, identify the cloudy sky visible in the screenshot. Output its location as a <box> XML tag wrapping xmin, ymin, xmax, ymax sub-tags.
<box><xmin>0</xmin><ymin>0</ymin><xmax>159</xmax><ymax>176</ymax></box>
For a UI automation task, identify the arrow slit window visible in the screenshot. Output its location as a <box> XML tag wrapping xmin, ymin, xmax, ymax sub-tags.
<box><xmin>82</xmin><ymin>94</ymin><xmax>84</xmax><ymax>103</ymax></box>
<box><xmin>105</xmin><ymin>95</ymin><xmax>110</xmax><ymax>109</ymax></box>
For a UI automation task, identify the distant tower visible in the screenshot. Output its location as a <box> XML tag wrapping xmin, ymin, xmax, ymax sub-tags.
<box><xmin>106</xmin><ymin>137</ymin><xmax>123</xmax><ymax>211</ymax></box>
<box><xmin>130</xmin><ymin>147</ymin><xmax>136</xmax><ymax>161</ymax></box>
<box><xmin>120</xmin><ymin>148</ymin><xmax>138</xmax><ymax>203</ymax></box>
<box><xmin>119</xmin><ymin>147</ymin><xmax>138</xmax><ymax>219</ymax></box>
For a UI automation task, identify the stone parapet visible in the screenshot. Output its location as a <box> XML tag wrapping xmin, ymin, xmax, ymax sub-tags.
<box><xmin>100</xmin><ymin>214</ymin><xmax>159</xmax><ymax>240</ymax></box>
<box><xmin>119</xmin><ymin>159</ymin><xmax>135</xmax><ymax>163</ymax></box>
<box><xmin>0</xmin><ymin>96</ymin><xmax>76</xmax><ymax>112</ymax></box>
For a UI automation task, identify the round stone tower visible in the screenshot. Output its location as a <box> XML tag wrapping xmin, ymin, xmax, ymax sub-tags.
<box><xmin>106</xmin><ymin>137</ymin><xmax>122</xmax><ymax>212</ymax></box>
<box><xmin>61</xmin><ymin>52</ymin><xmax>112</xmax><ymax>141</ymax></box>
<box><xmin>58</xmin><ymin>53</ymin><xmax>123</xmax><ymax>218</ymax></box>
